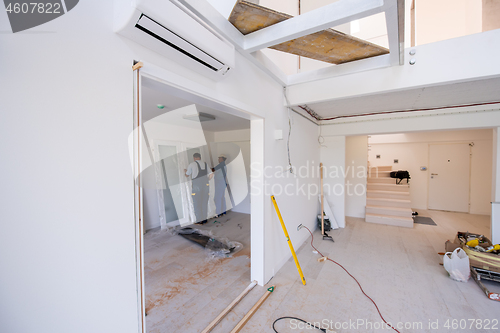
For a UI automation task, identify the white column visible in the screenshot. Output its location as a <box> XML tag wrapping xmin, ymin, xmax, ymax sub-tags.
<box><xmin>491</xmin><ymin>128</ymin><xmax>500</xmax><ymax>244</ymax></box>
<box><xmin>320</xmin><ymin>136</ymin><xmax>346</xmax><ymax>228</ymax></box>
<box><xmin>345</xmin><ymin>136</ymin><xmax>368</xmax><ymax>218</ymax></box>
<box><xmin>250</xmin><ymin>118</ymin><xmax>265</xmax><ymax>285</ymax></box>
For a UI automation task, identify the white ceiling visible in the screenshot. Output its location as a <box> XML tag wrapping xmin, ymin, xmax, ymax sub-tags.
<box><xmin>142</xmin><ymin>79</ymin><xmax>250</xmax><ymax>132</ymax></box>
<box><xmin>304</xmin><ymin>76</ymin><xmax>500</xmax><ymax>119</ymax></box>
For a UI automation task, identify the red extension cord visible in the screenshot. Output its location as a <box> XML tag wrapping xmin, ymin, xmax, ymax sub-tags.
<box><xmin>302</xmin><ymin>226</ymin><xmax>402</xmax><ymax>333</ymax></box>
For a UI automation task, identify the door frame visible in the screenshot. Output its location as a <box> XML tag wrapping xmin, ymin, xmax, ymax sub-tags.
<box><xmin>427</xmin><ymin>142</ymin><xmax>472</xmax><ymax>212</ymax></box>
<box><xmin>132</xmin><ymin>62</ymin><xmax>266</xmax><ymax>332</ymax></box>
<box><xmin>132</xmin><ymin>64</ymin><xmax>146</xmax><ymax>333</ymax></box>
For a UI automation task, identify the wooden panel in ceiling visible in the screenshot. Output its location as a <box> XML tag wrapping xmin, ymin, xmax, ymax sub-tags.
<box><xmin>229</xmin><ymin>0</ymin><xmax>389</xmax><ymax>64</ymax></box>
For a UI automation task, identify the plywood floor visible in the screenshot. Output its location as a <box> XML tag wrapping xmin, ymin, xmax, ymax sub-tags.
<box><xmin>146</xmin><ymin>210</ymin><xmax>500</xmax><ymax>333</ymax></box>
<box><xmin>143</xmin><ymin>211</ymin><xmax>251</xmax><ymax>333</ymax></box>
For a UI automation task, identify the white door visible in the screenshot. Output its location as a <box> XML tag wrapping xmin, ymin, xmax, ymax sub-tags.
<box><xmin>158</xmin><ymin>144</ymin><xmax>185</xmax><ymax>225</ymax></box>
<box><xmin>428</xmin><ymin>143</ymin><xmax>470</xmax><ymax>212</ymax></box>
<box><xmin>153</xmin><ymin>141</ymin><xmax>191</xmax><ymax>227</ymax></box>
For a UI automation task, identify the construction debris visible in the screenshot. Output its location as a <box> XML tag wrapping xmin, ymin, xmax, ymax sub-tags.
<box><xmin>176</xmin><ymin>227</ymin><xmax>243</xmax><ymax>260</ymax></box>
<box><xmin>455</xmin><ymin>232</ymin><xmax>500</xmax><ymax>273</ymax></box>
<box><xmin>470</xmin><ymin>267</ymin><xmax>500</xmax><ymax>301</ymax></box>
<box><xmin>444</xmin><ymin>232</ymin><xmax>500</xmax><ymax>301</ymax></box>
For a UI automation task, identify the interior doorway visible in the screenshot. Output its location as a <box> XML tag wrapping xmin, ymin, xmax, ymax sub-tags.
<box><xmin>428</xmin><ymin>143</ymin><xmax>471</xmax><ymax>212</ymax></box>
<box><xmin>133</xmin><ymin>72</ymin><xmax>259</xmax><ymax>332</ymax></box>
<box><xmin>367</xmin><ymin>129</ymin><xmax>493</xmax><ymax>218</ymax></box>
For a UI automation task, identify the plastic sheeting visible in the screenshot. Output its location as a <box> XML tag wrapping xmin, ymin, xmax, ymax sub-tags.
<box><xmin>175</xmin><ymin>227</ymin><xmax>243</xmax><ymax>261</ymax></box>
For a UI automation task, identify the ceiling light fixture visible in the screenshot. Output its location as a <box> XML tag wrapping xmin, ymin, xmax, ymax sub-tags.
<box><xmin>183</xmin><ymin>112</ymin><xmax>216</xmax><ymax>122</ymax></box>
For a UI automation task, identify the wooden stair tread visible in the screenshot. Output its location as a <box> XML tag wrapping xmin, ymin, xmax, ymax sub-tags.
<box><xmin>367</xmin><ymin>190</ymin><xmax>410</xmax><ymax>195</ymax></box>
<box><xmin>367</xmin><ymin>198</ymin><xmax>411</xmax><ymax>203</ymax></box>
<box><xmin>366</xmin><ymin>205</ymin><xmax>412</xmax><ymax>212</ymax></box>
<box><xmin>365</xmin><ymin>213</ymin><xmax>413</xmax><ymax>221</ymax></box>
<box><xmin>367</xmin><ymin>183</ymin><xmax>409</xmax><ymax>187</ymax></box>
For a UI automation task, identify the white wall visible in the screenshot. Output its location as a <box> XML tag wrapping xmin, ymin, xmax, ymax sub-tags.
<box><xmin>264</xmin><ymin>111</ymin><xmax>321</xmax><ymax>277</ymax></box>
<box><xmin>415</xmin><ymin>0</ymin><xmax>482</xmax><ymax>46</ymax></box>
<box><xmin>368</xmin><ymin>129</ymin><xmax>492</xmax><ymax>215</ymax></box>
<box><xmin>318</xmin><ymin>135</ymin><xmax>368</xmax><ymax>224</ymax></box>
<box><xmin>0</xmin><ymin>0</ymin><xmax>320</xmax><ymax>332</ymax></box>
<box><xmin>1</xmin><ymin>1</ymin><xmax>141</xmax><ymax>331</ymax></box>
<box><xmin>287</xmin><ymin>29</ymin><xmax>500</xmax><ymax>107</ymax></box>
<box><xmin>214</xmin><ymin>128</ymin><xmax>250</xmax><ymax>142</ymax></box>
<box><xmin>345</xmin><ymin>136</ymin><xmax>368</xmax><ymax>218</ymax></box>
<box><xmin>483</xmin><ymin>0</ymin><xmax>500</xmax><ymax>32</ymax></box>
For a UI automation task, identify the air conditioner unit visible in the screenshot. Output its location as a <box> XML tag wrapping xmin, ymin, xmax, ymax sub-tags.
<box><xmin>115</xmin><ymin>0</ymin><xmax>235</xmax><ymax>80</ymax></box>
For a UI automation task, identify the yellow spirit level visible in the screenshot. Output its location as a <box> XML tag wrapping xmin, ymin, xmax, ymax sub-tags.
<box><xmin>271</xmin><ymin>195</ymin><xmax>306</xmax><ymax>285</ymax></box>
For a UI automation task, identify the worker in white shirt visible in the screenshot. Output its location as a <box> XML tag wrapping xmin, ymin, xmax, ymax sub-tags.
<box><xmin>184</xmin><ymin>152</ymin><xmax>212</xmax><ymax>224</ymax></box>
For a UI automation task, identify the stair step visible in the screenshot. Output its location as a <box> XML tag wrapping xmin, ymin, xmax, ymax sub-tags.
<box><xmin>368</xmin><ymin>166</ymin><xmax>392</xmax><ymax>172</ymax></box>
<box><xmin>365</xmin><ymin>213</ymin><xmax>414</xmax><ymax>228</ymax></box>
<box><xmin>367</xmin><ymin>170</ymin><xmax>392</xmax><ymax>178</ymax></box>
<box><xmin>366</xmin><ymin>190</ymin><xmax>410</xmax><ymax>199</ymax></box>
<box><xmin>366</xmin><ymin>205</ymin><xmax>413</xmax><ymax>217</ymax></box>
<box><xmin>367</xmin><ymin>183</ymin><xmax>409</xmax><ymax>192</ymax></box>
<box><xmin>366</xmin><ymin>198</ymin><xmax>411</xmax><ymax>208</ymax></box>
<box><xmin>367</xmin><ymin>177</ymin><xmax>398</xmax><ymax>184</ymax></box>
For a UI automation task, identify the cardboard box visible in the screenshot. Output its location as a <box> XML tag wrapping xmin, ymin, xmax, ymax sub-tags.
<box><xmin>445</xmin><ymin>240</ymin><xmax>461</xmax><ymax>253</ymax></box>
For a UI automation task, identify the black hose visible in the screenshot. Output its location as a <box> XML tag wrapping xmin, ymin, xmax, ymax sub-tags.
<box><xmin>272</xmin><ymin>316</ymin><xmax>326</xmax><ymax>332</ymax></box>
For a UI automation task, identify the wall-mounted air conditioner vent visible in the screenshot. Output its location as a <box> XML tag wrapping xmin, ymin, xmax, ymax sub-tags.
<box><xmin>115</xmin><ymin>0</ymin><xmax>235</xmax><ymax>80</ymax></box>
<box><xmin>135</xmin><ymin>15</ymin><xmax>230</xmax><ymax>74</ymax></box>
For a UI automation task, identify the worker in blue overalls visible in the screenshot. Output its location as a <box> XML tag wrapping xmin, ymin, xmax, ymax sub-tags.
<box><xmin>212</xmin><ymin>154</ymin><xmax>228</xmax><ymax>217</ymax></box>
<box><xmin>185</xmin><ymin>152</ymin><xmax>212</xmax><ymax>224</ymax></box>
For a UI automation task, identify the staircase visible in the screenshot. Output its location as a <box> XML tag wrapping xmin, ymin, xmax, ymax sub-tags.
<box><xmin>366</xmin><ymin>166</ymin><xmax>413</xmax><ymax>228</ymax></box>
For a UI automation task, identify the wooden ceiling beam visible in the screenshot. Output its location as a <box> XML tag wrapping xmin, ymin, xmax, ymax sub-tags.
<box><xmin>242</xmin><ymin>0</ymin><xmax>385</xmax><ymax>53</ymax></box>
